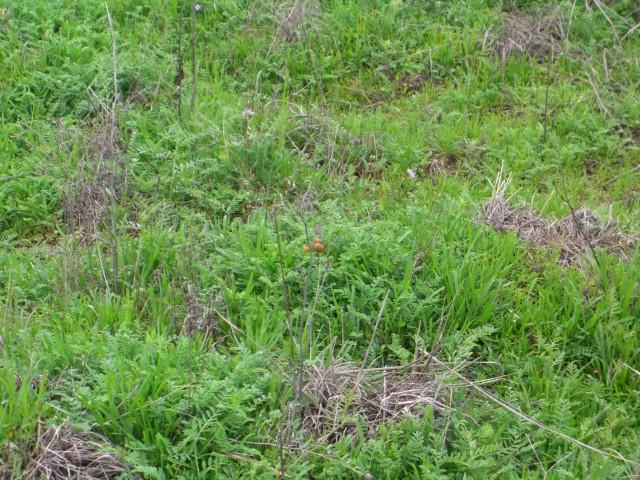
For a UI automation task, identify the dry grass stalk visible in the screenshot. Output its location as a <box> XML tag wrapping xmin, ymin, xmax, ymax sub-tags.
<box><xmin>64</xmin><ymin>85</ymin><xmax>126</xmax><ymax>242</ymax></box>
<box><xmin>62</xmin><ymin>160</ymin><xmax>123</xmax><ymax>243</ymax></box>
<box><xmin>422</xmin><ymin>155</ymin><xmax>457</xmax><ymax>179</ymax></box>
<box><xmin>0</xmin><ymin>455</ymin><xmax>8</xmax><ymax>480</ymax></box>
<box><xmin>425</xmin><ymin>351</ymin><xmax>640</xmax><ymax>468</ymax></box>
<box><xmin>22</xmin><ymin>422</ymin><xmax>129</xmax><ymax>480</ymax></box>
<box><xmin>302</xmin><ymin>353</ymin><xmax>455</xmax><ymax>442</ymax></box>
<box><xmin>487</xmin><ymin>10</ymin><xmax>564</xmax><ymax>66</ymax></box>
<box><xmin>182</xmin><ymin>283</ymin><xmax>220</xmax><ymax>339</ymax></box>
<box><xmin>275</xmin><ymin>0</ymin><xmax>317</xmax><ymax>43</ymax></box>
<box><xmin>297</xmin><ymin>186</ymin><xmax>316</xmax><ymax>216</ymax></box>
<box><xmin>480</xmin><ymin>170</ymin><xmax>636</xmax><ymax>266</ymax></box>
<box><xmin>396</xmin><ymin>73</ymin><xmax>428</xmax><ymax>95</ymax></box>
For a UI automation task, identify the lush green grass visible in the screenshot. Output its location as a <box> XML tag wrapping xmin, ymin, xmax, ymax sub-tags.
<box><xmin>1</xmin><ymin>0</ymin><xmax>640</xmax><ymax>478</ymax></box>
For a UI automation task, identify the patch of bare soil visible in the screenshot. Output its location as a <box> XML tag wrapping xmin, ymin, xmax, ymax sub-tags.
<box><xmin>480</xmin><ymin>170</ymin><xmax>636</xmax><ymax>266</ymax></box>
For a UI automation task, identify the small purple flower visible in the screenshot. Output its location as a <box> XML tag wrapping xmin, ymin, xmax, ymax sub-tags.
<box><xmin>242</xmin><ymin>107</ymin><xmax>255</xmax><ymax>118</ymax></box>
<box><xmin>407</xmin><ymin>168</ymin><xmax>417</xmax><ymax>179</ymax></box>
<box><xmin>193</xmin><ymin>3</ymin><xmax>202</xmax><ymax>12</ymax></box>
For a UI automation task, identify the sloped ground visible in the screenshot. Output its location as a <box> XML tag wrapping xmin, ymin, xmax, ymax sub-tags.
<box><xmin>1</xmin><ymin>1</ymin><xmax>640</xmax><ymax>478</ymax></box>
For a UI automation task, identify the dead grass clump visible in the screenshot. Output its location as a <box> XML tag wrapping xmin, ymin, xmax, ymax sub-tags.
<box><xmin>274</xmin><ymin>0</ymin><xmax>318</xmax><ymax>43</ymax></box>
<box><xmin>297</xmin><ymin>186</ymin><xmax>316</xmax><ymax>215</ymax></box>
<box><xmin>62</xmin><ymin>166</ymin><xmax>123</xmax><ymax>242</ymax></box>
<box><xmin>302</xmin><ymin>354</ymin><xmax>453</xmax><ymax>441</ymax></box>
<box><xmin>182</xmin><ymin>283</ymin><xmax>220</xmax><ymax>339</ymax></box>
<box><xmin>554</xmin><ymin>207</ymin><xmax>635</xmax><ymax>265</ymax></box>
<box><xmin>487</xmin><ymin>11</ymin><xmax>564</xmax><ymax>65</ymax></box>
<box><xmin>0</xmin><ymin>456</ymin><xmax>8</xmax><ymax>480</ymax></box>
<box><xmin>407</xmin><ymin>155</ymin><xmax>457</xmax><ymax>182</ymax></box>
<box><xmin>480</xmin><ymin>170</ymin><xmax>636</xmax><ymax>266</ymax></box>
<box><xmin>85</xmin><ymin>112</ymin><xmax>121</xmax><ymax>163</ymax></box>
<box><xmin>396</xmin><ymin>73</ymin><xmax>429</xmax><ymax>95</ymax></box>
<box><xmin>422</xmin><ymin>154</ymin><xmax>457</xmax><ymax>179</ymax></box>
<box><xmin>22</xmin><ymin>422</ymin><xmax>129</xmax><ymax>480</ymax></box>
<box><xmin>62</xmin><ymin>114</ymin><xmax>125</xmax><ymax>242</ymax></box>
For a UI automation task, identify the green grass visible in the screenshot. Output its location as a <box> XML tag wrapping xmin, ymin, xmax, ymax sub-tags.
<box><xmin>1</xmin><ymin>0</ymin><xmax>640</xmax><ymax>478</ymax></box>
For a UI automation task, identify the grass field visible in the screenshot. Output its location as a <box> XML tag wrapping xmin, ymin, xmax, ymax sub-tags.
<box><xmin>1</xmin><ymin>0</ymin><xmax>640</xmax><ymax>478</ymax></box>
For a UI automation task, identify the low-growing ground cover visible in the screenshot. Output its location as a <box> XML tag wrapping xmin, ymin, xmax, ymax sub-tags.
<box><xmin>1</xmin><ymin>1</ymin><xmax>639</xmax><ymax>478</ymax></box>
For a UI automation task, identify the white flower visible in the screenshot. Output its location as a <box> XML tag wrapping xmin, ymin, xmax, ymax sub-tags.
<box><xmin>242</xmin><ymin>107</ymin><xmax>255</xmax><ymax>118</ymax></box>
<box><xmin>407</xmin><ymin>168</ymin><xmax>417</xmax><ymax>179</ymax></box>
<box><xmin>194</xmin><ymin>3</ymin><xmax>202</xmax><ymax>12</ymax></box>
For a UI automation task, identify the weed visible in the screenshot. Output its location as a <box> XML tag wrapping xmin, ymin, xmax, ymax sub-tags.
<box><xmin>2</xmin><ymin>0</ymin><xmax>640</xmax><ymax>478</ymax></box>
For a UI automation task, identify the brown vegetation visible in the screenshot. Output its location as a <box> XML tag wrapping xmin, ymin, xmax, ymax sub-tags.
<box><xmin>302</xmin><ymin>354</ymin><xmax>456</xmax><ymax>442</ymax></box>
<box><xmin>480</xmin><ymin>170</ymin><xmax>635</xmax><ymax>266</ymax></box>
<box><xmin>22</xmin><ymin>422</ymin><xmax>129</xmax><ymax>480</ymax></box>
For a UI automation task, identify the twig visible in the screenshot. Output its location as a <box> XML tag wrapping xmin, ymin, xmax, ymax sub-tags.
<box><xmin>621</xmin><ymin>361</ymin><xmax>640</xmax><ymax>378</ymax></box>
<box><xmin>105</xmin><ymin>3</ymin><xmax>119</xmax><ymax>110</ymax></box>
<box><xmin>542</xmin><ymin>52</ymin><xmax>552</xmax><ymax>145</ymax></box>
<box><xmin>105</xmin><ymin>1</ymin><xmax>119</xmax><ymax>294</ymax></box>
<box><xmin>307</xmin><ymin>260</ymin><xmax>327</xmax><ymax>357</ymax></box>
<box><xmin>566</xmin><ymin>0</ymin><xmax>577</xmax><ymax>43</ymax></box>
<box><xmin>621</xmin><ymin>22</ymin><xmax>640</xmax><ymax>42</ymax></box>
<box><xmin>586</xmin><ymin>70</ymin><xmax>611</xmax><ymax>118</ymax></box>
<box><xmin>555</xmin><ymin>181</ymin><xmax>603</xmax><ymax>273</ymax></box>
<box><xmin>603</xmin><ymin>164</ymin><xmax>640</xmax><ymax>186</ymax></box>
<box><xmin>424</xmin><ymin>352</ymin><xmax>639</xmax><ymax>467</ymax></box>
<box><xmin>176</xmin><ymin>1</ymin><xmax>184</xmax><ymax>121</ymax></box>
<box><xmin>358</xmin><ymin>290</ymin><xmax>391</xmax><ymax>378</ymax></box>
<box><xmin>592</xmin><ymin>0</ymin><xmax>620</xmax><ymax>45</ymax></box>
<box><xmin>423</xmin><ymin>296</ymin><xmax>455</xmax><ymax>374</ymax></box>
<box><xmin>296</xmin><ymin>254</ymin><xmax>313</xmax><ymax>407</ymax></box>
<box><xmin>273</xmin><ymin>208</ymin><xmax>295</xmax><ymax>357</ymax></box>
<box><xmin>294</xmin><ymin>206</ymin><xmax>314</xmax><ymax>408</ymax></box>
<box><xmin>544</xmin><ymin>451</ymin><xmax>573</xmax><ymax>479</ymax></box>
<box><xmin>190</xmin><ymin>2</ymin><xmax>197</xmax><ymax>112</ymax></box>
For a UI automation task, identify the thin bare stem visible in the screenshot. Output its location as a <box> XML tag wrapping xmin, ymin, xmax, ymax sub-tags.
<box><xmin>425</xmin><ymin>352</ymin><xmax>639</xmax><ymax>467</ymax></box>
<box><xmin>176</xmin><ymin>1</ymin><xmax>184</xmax><ymax>121</ymax></box>
<box><xmin>105</xmin><ymin>2</ymin><xmax>119</xmax><ymax>110</ymax></box>
<box><xmin>105</xmin><ymin>2</ymin><xmax>119</xmax><ymax>294</ymax></box>
<box><xmin>358</xmin><ymin>290</ymin><xmax>390</xmax><ymax>377</ymax></box>
<box><xmin>296</xmin><ymin>255</ymin><xmax>313</xmax><ymax>406</ymax></box>
<box><xmin>542</xmin><ymin>53</ymin><xmax>552</xmax><ymax>145</ymax></box>
<box><xmin>190</xmin><ymin>3</ymin><xmax>197</xmax><ymax>112</ymax></box>
<box><xmin>307</xmin><ymin>260</ymin><xmax>326</xmax><ymax>357</ymax></box>
<box><xmin>273</xmin><ymin>208</ymin><xmax>295</xmax><ymax>357</ymax></box>
<box><xmin>593</xmin><ymin>0</ymin><xmax>620</xmax><ymax>45</ymax></box>
<box><xmin>555</xmin><ymin>181</ymin><xmax>603</xmax><ymax>272</ymax></box>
